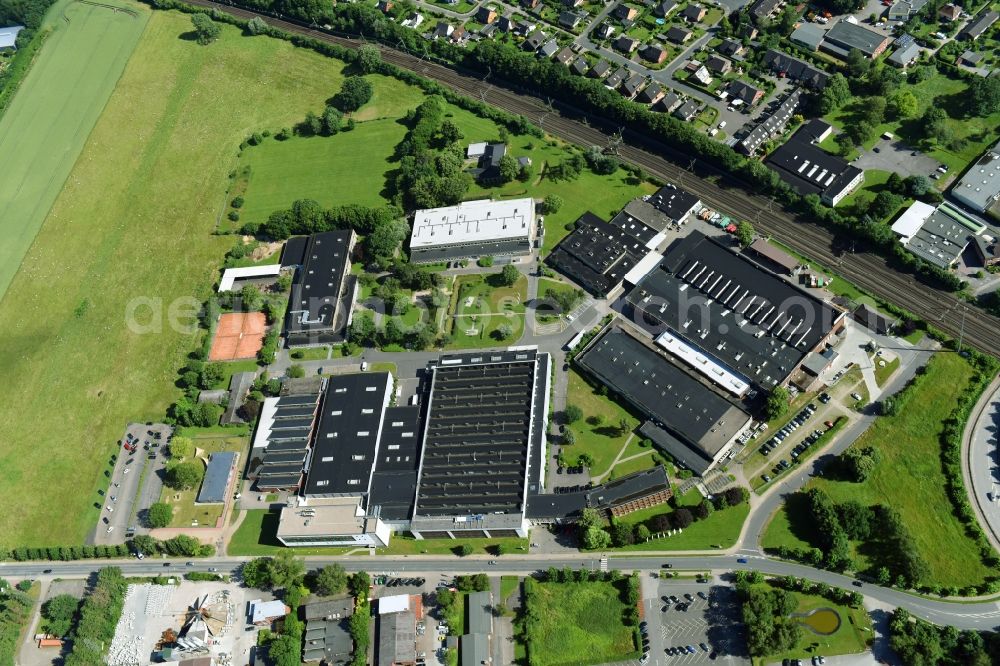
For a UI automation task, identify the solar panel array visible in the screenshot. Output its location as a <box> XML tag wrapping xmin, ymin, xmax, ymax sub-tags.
<box><xmin>415</xmin><ymin>359</ymin><xmax>537</xmax><ymax>516</ymax></box>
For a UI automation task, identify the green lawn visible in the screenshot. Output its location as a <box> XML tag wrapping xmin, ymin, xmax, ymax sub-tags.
<box><xmin>0</xmin><ymin>0</ymin><xmax>150</xmax><ymax>299</ymax></box>
<box><xmin>564</xmin><ymin>371</ymin><xmax>641</xmax><ymax>478</ymax></box>
<box><xmin>447</xmin><ymin>273</ymin><xmax>527</xmax><ymax>348</ymax></box>
<box><xmin>762</xmin><ymin>353</ymin><xmax>993</xmax><ymax>587</ymax></box>
<box><xmin>210</xmin><ymin>358</ymin><xmax>260</xmax><ymax>389</ymax></box>
<box><xmin>526</xmin><ymin>580</ymin><xmax>639</xmax><ymax>666</ymax></box>
<box><xmin>500</xmin><ymin>575</ymin><xmax>520</xmax><ymax>603</ymax></box>
<box><xmin>159</xmin><ymin>433</ymin><xmax>248</xmax><ymax>527</ymax></box>
<box><xmin>228</xmin><ymin>509</ymin><xmax>352</xmax><ymax>556</ymax></box>
<box><xmin>874</xmin><ymin>355</ymin><xmax>900</xmax><ymax>387</ymax></box>
<box><xmin>236</xmin><ymin>116</ymin><xmax>409</xmax><ymax>226</ymax></box>
<box><xmin>620</xmin><ymin>502</ymin><xmax>750</xmax><ymax>551</ymax></box>
<box><xmin>824</xmin><ymin>73</ymin><xmax>1000</xmax><ymax>174</ymax></box>
<box><xmin>757</xmin><ymin>584</ymin><xmax>872</xmax><ymax>663</ymax></box>
<box><xmin>607</xmin><ymin>452</ymin><xmax>658</xmax><ymax>480</ymax></box>
<box><xmin>536</xmin><ymin>277</ymin><xmax>583</xmax><ymax>320</ymax></box>
<box><xmin>290</xmin><ymin>346</ymin><xmax>331</xmax><ymax>361</ymax></box>
<box><xmin>0</xmin><ymin>11</ymin><xmax>353</xmax><ymax>547</ymax></box>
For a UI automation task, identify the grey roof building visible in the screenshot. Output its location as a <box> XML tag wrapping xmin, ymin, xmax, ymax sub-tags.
<box><xmin>673</xmin><ymin>98</ymin><xmax>701</xmax><ymax>120</ymax></box>
<box><xmin>303</xmin><ymin>598</ymin><xmax>354</xmax><ymax>664</ymax></box>
<box><xmin>887</xmin><ymin>42</ymin><xmax>921</xmax><ymax>67</ymax></box>
<box><xmin>765</xmin><ymin>126</ymin><xmax>864</xmax><ymax>205</ymax></box>
<box><xmin>790</xmin><ymin>22</ymin><xmax>825</xmax><ymax>50</ymax></box>
<box><xmin>648</xmin><ymin>185</ymin><xmax>701</xmax><ymax>222</ymax></box>
<box><xmin>820</xmin><ymin>20</ymin><xmax>890</xmax><ymax>59</ymax></box>
<box><xmin>749</xmin><ymin>0</ymin><xmax>783</xmax><ymax>21</ymax></box>
<box><xmin>725</xmin><ymin>79</ymin><xmax>764</xmax><ymax>105</ymax></box>
<box><xmin>249</xmin><ymin>391</ymin><xmax>323</xmax><ymax>491</ymax></box>
<box><xmin>283</xmin><ymin>231</ymin><xmax>356</xmax><ymax>346</ymax></box>
<box><xmin>376</xmin><ymin>610</ymin><xmax>416</xmax><ymax>666</ymax></box>
<box><xmin>197</xmin><ymin>451</ymin><xmax>238</xmax><ymax>504</ymax></box>
<box><xmin>539</xmin><ymin>38</ymin><xmax>559</xmax><ymax>57</ymax></box>
<box><xmin>950</xmin><ymin>140</ymin><xmax>1000</xmax><ymax>214</ymax></box>
<box><xmin>571</xmin><ymin>56</ymin><xmax>589</xmax><ymax>75</ymax></box>
<box><xmin>589</xmin><ymin>59</ymin><xmax>612</xmax><ymax>78</ymax></box>
<box><xmin>736</xmin><ymin>88</ymin><xmax>802</xmax><ymax>156</ymax></box>
<box><xmin>0</xmin><ymin>25</ymin><xmax>24</xmax><ymax>50</ymax></box>
<box><xmin>960</xmin><ymin>9</ymin><xmax>998</xmax><ymax>40</ymax></box>
<box><xmin>761</xmin><ymin>49</ymin><xmax>829</xmax><ymax>89</ymax></box>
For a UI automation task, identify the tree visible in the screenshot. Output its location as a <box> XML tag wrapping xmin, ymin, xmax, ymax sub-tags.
<box><xmin>130</xmin><ymin>534</ymin><xmax>158</xmax><ymax>556</ymax></box>
<box><xmin>357</xmin><ymin>44</ymin><xmax>382</xmax><ymax>73</ymax></box>
<box><xmin>579</xmin><ymin>452</ymin><xmax>595</xmax><ymax>468</ymax></box>
<box><xmin>42</xmin><ymin>594</ymin><xmax>79</xmax><ymax>636</ymax></box>
<box><xmin>287</xmin><ymin>364</ymin><xmax>306</xmax><ymax>379</ymax></box>
<box><xmin>673</xmin><ymin>508</ymin><xmax>693</xmax><ymax>529</ymax></box>
<box><xmin>860</xmin><ymin>96</ymin><xmax>887</xmax><ymax>127</ymax></box>
<box><xmin>870</xmin><ymin>191</ymin><xmax>903</xmax><ymax>220</ymax></box>
<box><xmin>245</xmin><ymin>16</ymin><xmax>268</xmax><ymax>35</ymax></box>
<box><xmin>314</xmin><ymin>564</ymin><xmax>348</xmax><ymax>596</ymax></box>
<box><xmin>495</xmin><ymin>323</ymin><xmax>515</xmax><ymax>340</ymax></box>
<box><xmin>846</xmin><ymin>48</ymin><xmax>870</xmax><ymax>78</ymax></box>
<box><xmin>267</xmin><ymin>634</ymin><xmax>300</xmax><ymax>666</ymax></box>
<box><xmin>458</xmin><ymin>544</ymin><xmax>473</xmax><ymax>556</ymax></box>
<box><xmin>920</xmin><ymin>106</ymin><xmax>950</xmax><ymax>145</ymax></box>
<box><xmin>582</xmin><ymin>525</ymin><xmax>611</xmax><ymax>549</ymax></box>
<box><xmin>578</xmin><ymin>507</ymin><xmax>602</xmax><ymax>530</ymax></box>
<box><xmin>439</xmin><ymin>120</ymin><xmax>462</xmax><ymax>145</ymax></box>
<box><xmin>498</xmin><ymin>154</ymin><xmax>519</xmax><ymax>183</ymax></box>
<box><xmin>904</xmin><ymin>174</ymin><xmax>931</xmax><ymax>198</ymax></box>
<box><xmin>165</xmin><ymin>461</ymin><xmax>204</xmax><ymax>490</ymax></box>
<box><xmin>764</xmin><ymin>386</ymin><xmax>790</xmax><ymax>420</ymax></box>
<box><xmin>967</xmin><ymin>76</ymin><xmax>1000</xmax><ymax>117</ymax></box>
<box><xmin>635</xmin><ymin>524</ymin><xmax>651</xmax><ymax>541</ymax></box>
<box><xmin>168</xmin><ymin>436</ymin><xmax>194</xmax><ymax>460</ymax></box>
<box><xmin>191</xmin><ymin>13</ymin><xmax>221</xmax><ymax>45</ymax></box>
<box><xmin>268</xmin><ymin>551</ymin><xmax>305</xmax><ymax>589</ymax></box>
<box><xmin>333</xmin><ymin>76</ymin><xmax>373</xmax><ymax>112</ymax></box>
<box><xmin>564</xmin><ymin>404</ymin><xmax>583</xmax><ymax>424</ymax></box>
<box><xmin>349</xmin><ymin>571</ymin><xmax>371</xmax><ymax>597</ymax></box>
<box><xmin>818</xmin><ymin>73</ymin><xmax>851</xmax><ymax>114</ymax></box>
<box><xmin>322</xmin><ymin>106</ymin><xmax>343</xmax><ymax>135</ymax></box>
<box><xmin>542</xmin><ymin>194</ymin><xmax>563</xmax><ymax>214</ymax></box>
<box><xmin>499</xmin><ymin>264</ymin><xmax>520</xmax><ymax>287</ymax></box>
<box><xmin>563</xmin><ymin>428</ymin><xmax>576</xmax><ymax>445</ymax></box>
<box><xmin>364</xmin><ymin>219</ymin><xmax>406</xmax><ymax>261</ymax></box>
<box><xmin>735</xmin><ymin>220</ymin><xmax>754</xmax><ymax>247</ymax></box>
<box><xmin>888</xmin><ymin>89</ymin><xmax>918</xmax><ymax>119</ymax></box>
<box><xmin>242</xmin><ymin>557</ymin><xmax>272</xmax><ymax>589</ymax></box>
<box><xmin>610</xmin><ymin>521</ymin><xmax>634</xmax><ymax>546</ymax></box>
<box><xmin>147</xmin><ymin>502</ymin><xmax>173</xmax><ymax>528</ymax></box>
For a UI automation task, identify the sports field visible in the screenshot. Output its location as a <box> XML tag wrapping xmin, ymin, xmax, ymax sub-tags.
<box><xmin>0</xmin><ymin>0</ymin><xmax>150</xmax><ymax>300</ymax></box>
<box><xmin>0</xmin><ymin>12</ymin><xmax>350</xmax><ymax>547</ymax></box>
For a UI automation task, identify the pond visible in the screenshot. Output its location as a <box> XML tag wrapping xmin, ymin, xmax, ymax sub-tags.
<box><xmin>791</xmin><ymin>607</ymin><xmax>842</xmax><ymax>635</ymax></box>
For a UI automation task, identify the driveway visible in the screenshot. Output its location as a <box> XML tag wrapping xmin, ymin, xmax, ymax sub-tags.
<box><xmin>853</xmin><ymin>138</ymin><xmax>941</xmax><ymax>179</ymax></box>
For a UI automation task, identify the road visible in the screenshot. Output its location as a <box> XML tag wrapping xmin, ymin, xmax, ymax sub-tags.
<box><xmin>5</xmin><ymin>554</ymin><xmax>1000</xmax><ymax>630</ymax></box>
<box><xmin>186</xmin><ymin>0</ymin><xmax>1000</xmax><ymax>358</ymax></box>
<box><xmin>963</xmin><ymin>375</ymin><xmax>1000</xmax><ymax>552</ymax></box>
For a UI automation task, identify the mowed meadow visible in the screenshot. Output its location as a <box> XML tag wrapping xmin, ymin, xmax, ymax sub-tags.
<box><xmin>0</xmin><ymin>12</ymin><xmax>360</xmax><ymax>546</ymax></box>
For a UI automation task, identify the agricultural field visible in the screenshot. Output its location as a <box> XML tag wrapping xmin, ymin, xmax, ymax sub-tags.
<box><xmin>524</xmin><ymin>579</ymin><xmax>639</xmax><ymax>666</ymax></box>
<box><xmin>0</xmin><ymin>0</ymin><xmax>150</xmax><ymax>299</ymax></box>
<box><xmin>762</xmin><ymin>353</ymin><xmax>993</xmax><ymax>588</ymax></box>
<box><xmin>0</xmin><ymin>11</ymin><xmax>354</xmax><ymax>547</ymax></box>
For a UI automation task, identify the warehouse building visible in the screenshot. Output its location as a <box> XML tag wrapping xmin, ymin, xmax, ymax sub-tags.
<box><xmin>249</xmin><ymin>392</ymin><xmax>324</xmax><ymax>492</ymax></box>
<box><xmin>820</xmin><ymin>20</ymin><xmax>890</xmax><ymax>59</ymax></box>
<box><xmin>196</xmin><ymin>452</ymin><xmax>239</xmax><ymax>504</ymax></box>
<box><xmin>766</xmin><ymin>127</ymin><xmax>864</xmax><ymax>205</ymax></box>
<box><xmin>625</xmin><ymin>231</ymin><xmax>846</xmax><ymax>392</ymax></box>
<box><xmin>283</xmin><ymin>230</ymin><xmax>357</xmax><ymax>347</ymax></box>
<box><xmin>647</xmin><ymin>185</ymin><xmax>702</xmax><ymax>223</ymax></box>
<box><xmin>409</xmin><ymin>197</ymin><xmax>538</xmax><ymax>263</ymax></box>
<box><xmin>409</xmin><ymin>349</ymin><xmax>551</xmax><ymax>539</ymax></box>
<box><xmin>890</xmin><ymin>200</ymin><xmax>987</xmax><ymax>269</ymax></box>
<box><xmin>575</xmin><ymin>324</ymin><xmax>752</xmax><ymax>476</ymax></box>
<box><xmin>951</xmin><ymin>140</ymin><xmax>1000</xmax><ymax>217</ymax></box>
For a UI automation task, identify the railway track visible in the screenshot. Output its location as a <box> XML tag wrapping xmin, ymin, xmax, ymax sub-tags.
<box><xmin>188</xmin><ymin>0</ymin><xmax>1000</xmax><ymax>354</ymax></box>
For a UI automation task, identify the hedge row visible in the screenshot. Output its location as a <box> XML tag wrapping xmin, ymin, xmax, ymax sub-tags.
<box><xmin>64</xmin><ymin>567</ymin><xmax>128</xmax><ymax>666</ymax></box>
<box><xmin>2</xmin><ymin>534</ymin><xmax>213</xmax><ymax>562</ymax></box>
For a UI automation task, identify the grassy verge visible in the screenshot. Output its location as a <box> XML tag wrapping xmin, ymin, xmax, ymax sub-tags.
<box><xmin>290</xmin><ymin>346</ymin><xmax>331</xmax><ymax>361</ymax></box>
<box><xmin>874</xmin><ymin>355</ymin><xmax>900</xmax><ymax>387</ymax></box>
<box><xmin>228</xmin><ymin>510</ymin><xmax>352</xmax><ymax>556</ymax></box>
<box><xmin>0</xmin><ymin>11</ymin><xmax>375</xmax><ymax>547</ymax></box>
<box><xmin>376</xmin><ymin>533</ymin><xmax>527</xmax><ymax>556</ymax></box>
<box><xmin>762</xmin><ymin>353</ymin><xmax>993</xmax><ymax>588</ymax></box>
<box><xmin>619</xmin><ymin>502</ymin><xmax>750</xmax><ymax>551</ymax></box>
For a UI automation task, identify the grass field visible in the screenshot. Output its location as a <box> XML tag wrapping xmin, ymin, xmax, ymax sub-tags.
<box><xmin>526</xmin><ymin>580</ymin><xmax>638</xmax><ymax>666</ymax></box>
<box><xmin>447</xmin><ymin>273</ymin><xmax>527</xmax><ymax>348</ymax></box>
<box><xmin>563</xmin><ymin>371</ymin><xmax>641</xmax><ymax>478</ymax></box>
<box><xmin>761</xmin><ymin>353</ymin><xmax>993</xmax><ymax>587</ymax></box>
<box><xmin>621</xmin><ymin>502</ymin><xmax>750</xmax><ymax>551</ymax></box>
<box><xmin>0</xmin><ymin>12</ymin><xmax>354</xmax><ymax>547</ymax></box>
<box><xmin>236</xmin><ymin>116</ymin><xmax>409</xmax><ymax>225</ymax></box>
<box><xmin>0</xmin><ymin>0</ymin><xmax>150</xmax><ymax>299</ymax></box>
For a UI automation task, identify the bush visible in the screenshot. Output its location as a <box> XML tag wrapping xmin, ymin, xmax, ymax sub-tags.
<box><xmin>147</xmin><ymin>502</ymin><xmax>173</xmax><ymax>528</ymax></box>
<box><xmin>165</xmin><ymin>461</ymin><xmax>205</xmax><ymax>490</ymax></box>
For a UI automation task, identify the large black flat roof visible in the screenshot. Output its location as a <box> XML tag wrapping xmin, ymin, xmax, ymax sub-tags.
<box><xmin>285</xmin><ymin>231</ymin><xmax>354</xmax><ymax>342</ymax></box>
<box><xmin>576</xmin><ymin>324</ymin><xmax>750</xmax><ymax>462</ymax></box>
<box><xmin>626</xmin><ymin>231</ymin><xmax>842</xmax><ymax>388</ymax></box>
<box><xmin>649</xmin><ymin>186</ymin><xmax>701</xmax><ymax>222</ymax></box>
<box><xmin>369</xmin><ymin>406</ymin><xmax>423</xmax><ymax>521</ymax></box>
<box><xmin>303</xmin><ymin>373</ymin><xmax>393</xmax><ymax>496</ymax></box>
<box><xmin>547</xmin><ymin>212</ymin><xmax>645</xmax><ymax>296</ymax></box>
<box><xmin>765</xmin><ymin>132</ymin><xmax>861</xmax><ymax>199</ymax></box>
<box><xmin>414</xmin><ymin>350</ymin><xmax>547</xmax><ymax>517</ymax></box>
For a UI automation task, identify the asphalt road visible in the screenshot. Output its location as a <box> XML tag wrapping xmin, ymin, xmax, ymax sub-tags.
<box><xmin>5</xmin><ymin>555</ymin><xmax>1000</xmax><ymax>630</ymax></box>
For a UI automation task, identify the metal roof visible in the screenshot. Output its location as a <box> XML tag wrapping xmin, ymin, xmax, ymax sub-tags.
<box><xmin>196</xmin><ymin>451</ymin><xmax>238</xmax><ymax>504</ymax></box>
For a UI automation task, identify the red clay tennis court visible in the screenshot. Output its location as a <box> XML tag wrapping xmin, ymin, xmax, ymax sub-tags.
<box><xmin>208</xmin><ymin>312</ymin><xmax>267</xmax><ymax>361</ymax></box>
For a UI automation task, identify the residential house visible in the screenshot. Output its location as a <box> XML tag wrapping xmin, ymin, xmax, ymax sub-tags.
<box><xmin>681</xmin><ymin>3</ymin><xmax>706</xmax><ymax>22</ymax></box>
<box><xmin>666</xmin><ymin>26</ymin><xmax>691</xmax><ymax>43</ymax></box>
<box><xmin>615</xmin><ymin>4</ymin><xmax>639</xmax><ymax>21</ymax></box>
<box><xmin>621</xmin><ymin>71</ymin><xmax>647</xmax><ymax>97</ymax></box>
<box><xmin>606</xmin><ymin>66</ymin><xmax>630</xmax><ymax>88</ymax></box>
<box><xmin>749</xmin><ymin>0</ymin><xmax>783</xmax><ymax>22</ymax></box>
<box><xmin>614</xmin><ymin>35</ymin><xmax>640</xmax><ymax>52</ymax></box>
<box><xmin>497</xmin><ymin>15</ymin><xmax>514</xmax><ymax>32</ymax></box>
<box><xmin>594</xmin><ymin>22</ymin><xmax>616</xmax><ymax>39</ymax></box>
<box><xmin>887</xmin><ymin>42</ymin><xmax>920</xmax><ymax>67</ymax></box>
<box><xmin>739</xmin><ymin>24</ymin><xmax>759</xmax><ymax>39</ymax></box>
<box><xmin>475</xmin><ymin>6</ymin><xmax>497</xmax><ymax>23</ymax></box>
<box><xmin>939</xmin><ymin>3</ymin><xmax>961</xmax><ymax>21</ymax></box>
<box><xmin>514</xmin><ymin>20</ymin><xmax>536</xmax><ymax>35</ymax></box>
<box><xmin>960</xmin><ymin>50</ymin><xmax>984</xmax><ymax>66</ymax></box>
<box><xmin>469</xmin><ymin>143</ymin><xmax>508</xmax><ymax>184</ymax></box>
<box><xmin>571</xmin><ymin>56</ymin><xmax>589</xmax><ymax>75</ymax></box>
<box><xmin>449</xmin><ymin>25</ymin><xmax>467</xmax><ymax>43</ymax></box>
<box><xmin>673</xmin><ymin>99</ymin><xmax>701</xmax><ymax>120</ymax></box>
<box><xmin>401</xmin><ymin>12</ymin><xmax>424</xmax><ymax>28</ymax></box>
<box><xmin>654</xmin><ymin>0</ymin><xmax>676</xmax><ymax>17</ymax></box>
<box><xmin>521</xmin><ymin>0</ymin><xmax>540</xmax><ymax>9</ymax></box>
<box><xmin>555</xmin><ymin>46</ymin><xmax>575</xmax><ymax>65</ymax></box>
<box><xmin>560</xmin><ymin>11</ymin><xmax>584</xmax><ymax>29</ymax></box>
<box><xmin>376</xmin><ymin>0</ymin><xmax>393</xmax><ymax>13</ymax></box>
<box><xmin>887</xmin><ymin>0</ymin><xmax>929</xmax><ymax>21</ymax></box>
<box><xmin>432</xmin><ymin>22</ymin><xmax>454</xmax><ymax>40</ymax></box>
<box><xmin>0</xmin><ymin>25</ymin><xmax>24</xmax><ymax>52</ymax></box>
<box><xmin>523</xmin><ymin>29</ymin><xmax>546</xmax><ymax>50</ymax></box>
<box><xmin>718</xmin><ymin>37</ymin><xmax>744</xmax><ymax>57</ymax></box>
<box><xmin>820</xmin><ymin>20</ymin><xmax>890</xmax><ymax>59</ymax></box>
<box><xmin>637</xmin><ymin>82</ymin><xmax>665</xmax><ymax>104</ymax></box>
<box><xmin>657</xmin><ymin>91</ymin><xmax>681</xmax><ymax>112</ymax></box>
<box><xmin>692</xmin><ymin>65</ymin><xmax>713</xmax><ymax>85</ymax></box>
<box><xmin>564</xmin><ymin>0</ymin><xmax>585</xmax><ymax>6</ymax></box>
<box><xmin>960</xmin><ymin>10</ymin><xmax>998</xmax><ymax>40</ymax></box>
<box><xmin>725</xmin><ymin>79</ymin><xmax>764</xmax><ymax>106</ymax></box>
<box><xmin>705</xmin><ymin>54</ymin><xmax>731</xmax><ymax>74</ymax></box>
<box><xmin>640</xmin><ymin>43</ymin><xmax>669</xmax><ymax>64</ymax></box>
<box><xmin>735</xmin><ymin>88</ymin><xmax>802</xmax><ymax>155</ymax></box>
<box><xmin>761</xmin><ymin>49</ymin><xmax>829</xmax><ymax>89</ymax></box>
<box><xmin>479</xmin><ymin>22</ymin><xmax>497</xmax><ymax>37</ymax></box>
<box><xmin>539</xmin><ymin>38</ymin><xmax>559</xmax><ymax>57</ymax></box>
<box><xmin>589</xmin><ymin>59</ymin><xmax>612</xmax><ymax>78</ymax></box>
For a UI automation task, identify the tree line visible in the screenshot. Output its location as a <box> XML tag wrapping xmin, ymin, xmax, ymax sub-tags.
<box><xmin>393</xmin><ymin>95</ymin><xmax>472</xmax><ymax>211</ymax></box>
<box><xmin>0</xmin><ymin>580</ymin><xmax>33</xmax><ymax>665</ymax></box>
<box><xmin>889</xmin><ymin>608</ymin><xmax>1000</xmax><ymax>666</ymax></box>
<box><xmin>63</xmin><ymin>567</ymin><xmax>128</xmax><ymax>666</ymax></box>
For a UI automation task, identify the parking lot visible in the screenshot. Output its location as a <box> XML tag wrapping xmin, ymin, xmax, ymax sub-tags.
<box><xmin>92</xmin><ymin>422</ymin><xmax>171</xmax><ymax>545</ymax></box>
<box><xmin>642</xmin><ymin>579</ymin><xmax>749</xmax><ymax>665</ymax></box>
<box><xmin>854</xmin><ymin>138</ymin><xmax>941</xmax><ymax>180</ymax></box>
